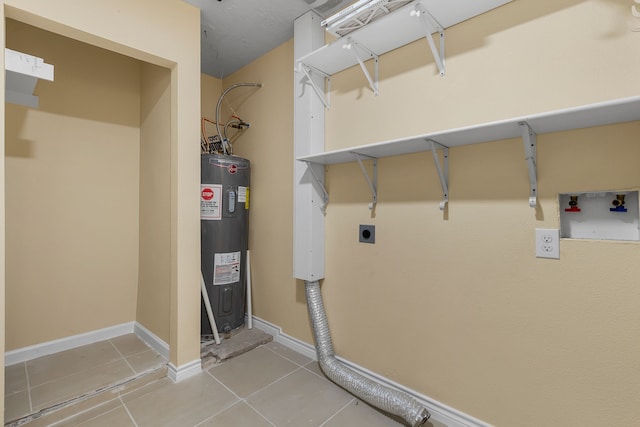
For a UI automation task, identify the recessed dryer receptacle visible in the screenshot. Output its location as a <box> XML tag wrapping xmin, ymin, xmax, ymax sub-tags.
<box><xmin>559</xmin><ymin>190</ymin><xmax>640</xmax><ymax>241</ymax></box>
<box><xmin>359</xmin><ymin>225</ymin><xmax>375</xmax><ymax>244</ymax></box>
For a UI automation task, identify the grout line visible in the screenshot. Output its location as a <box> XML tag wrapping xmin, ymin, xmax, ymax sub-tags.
<box><xmin>29</xmin><ymin>377</ymin><xmax>59</xmax><ymax>388</ymax></box>
<box><xmin>319</xmin><ymin>398</ymin><xmax>357</xmax><ymax>427</ymax></box>
<box><xmin>205</xmin><ymin>358</ymin><xmax>351</xmax><ymax>427</ymax></box>
<box><xmin>24</xmin><ymin>362</ymin><xmax>33</xmax><ymax>413</ymax></box>
<box><xmin>203</xmin><ymin>369</ymin><xmax>278</xmax><ymax>427</ymax></box>
<box><xmin>9</xmin><ymin>343</ymin><xmax>165</xmax><ymax>426</ymax></box>
<box><xmin>203</xmin><ymin>364</ymin><xmax>296</xmax><ymax>402</ymax></box>
<box><xmin>243</xmin><ymin>400</ymin><xmax>278</xmax><ymax>427</ymax></box>
<box><xmin>193</xmin><ymin>405</ymin><xmax>242</xmax><ymax>427</ymax></box>
<box><xmin>301</xmin><ymin>361</ymin><xmax>326</xmax><ymax>379</ymax></box>
<box><xmin>108</xmin><ymin>339</ymin><xmax>137</xmax><ymax>375</ymax></box>
<box><xmin>28</xmin><ymin>340</ymin><xmax>127</xmax><ymax>390</ymax></box>
<box><xmin>44</xmin><ymin>398</ymin><xmax>121</xmax><ymax>427</ymax></box>
<box><xmin>301</xmin><ymin>360</ymin><xmax>339</xmax><ymax>385</ymax></box>
<box><xmin>260</xmin><ymin>343</ymin><xmax>312</xmax><ymax>367</ymax></box>
<box><xmin>119</xmin><ymin>395</ymin><xmax>139</xmax><ymax>427</ymax></box>
<box><xmin>27</xmin><ymin>358</ymin><xmax>137</xmax><ymax>411</ymax></box>
<box><xmin>28</xmin><ymin>362</ymin><xmax>164</xmax><ymax>420</ymax></box>
<box><xmin>204</xmin><ymin>369</ymin><xmax>244</xmax><ymax>401</ymax></box>
<box><xmin>242</xmin><ymin>366</ymin><xmax>304</xmax><ymax>400</ymax></box>
<box><xmin>193</xmin><ymin>403</ymin><xmax>233</xmax><ymax>427</ymax></box>
<box><xmin>189</xmin><ymin>376</ymin><xmax>242</xmax><ymax>427</ymax></box>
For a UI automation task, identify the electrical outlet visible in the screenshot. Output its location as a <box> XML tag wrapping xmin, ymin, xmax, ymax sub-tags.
<box><xmin>359</xmin><ymin>225</ymin><xmax>375</xmax><ymax>244</ymax></box>
<box><xmin>535</xmin><ymin>228</ymin><xmax>560</xmax><ymax>259</ymax></box>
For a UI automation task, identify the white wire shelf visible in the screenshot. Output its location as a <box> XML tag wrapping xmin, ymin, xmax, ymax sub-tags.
<box><xmin>297</xmin><ymin>0</ymin><xmax>512</xmax><ymax>77</ymax></box>
<box><xmin>323</xmin><ymin>0</ymin><xmax>415</xmax><ymax>38</ymax></box>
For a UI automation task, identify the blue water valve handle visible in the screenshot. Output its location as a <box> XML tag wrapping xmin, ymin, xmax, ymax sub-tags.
<box><xmin>610</xmin><ymin>194</ymin><xmax>627</xmax><ymax>212</ymax></box>
<box><xmin>610</xmin><ymin>205</ymin><xmax>628</xmax><ymax>212</ymax></box>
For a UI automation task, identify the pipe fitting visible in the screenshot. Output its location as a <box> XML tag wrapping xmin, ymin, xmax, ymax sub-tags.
<box><xmin>565</xmin><ymin>195</ymin><xmax>581</xmax><ymax>212</ymax></box>
<box><xmin>612</xmin><ymin>194</ymin><xmax>626</xmax><ymax>207</ymax></box>
<box><xmin>215</xmin><ymin>83</ymin><xmax>262</xmax><ymax>155</ymax></box>
<box><xmin>610</xmin><ymin>194</ymin><xmax>628</xmax><ymax>212</ymax></box>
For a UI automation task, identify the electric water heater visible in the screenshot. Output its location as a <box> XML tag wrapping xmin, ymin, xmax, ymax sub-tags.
<box><xmin>200</xmin><ymin>153</ymin><xmax>250</xmax><ymax>334</ymax></box>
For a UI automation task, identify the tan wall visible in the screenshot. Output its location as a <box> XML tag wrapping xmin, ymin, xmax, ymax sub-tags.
<box><xmin>325</xmin><ymin>1</ymin><xmax>640</xmax><ymax>425</ymax></box>
<box><xmin>326</xmin><ymin>0</ymin><xmax>640</xmax><ymax>148</ymax></box>
<box><xmin>5</xmin><ymin>20</ymin><xmax>141</xmax><ymax>350</ymax></box>
<box><xmin>2</xmin><ymin>3</ymin><xmax>201</xmax><ymax>410</ymax></box>
<box><xmin>220</xmin><ymin>40</ymin><xmax>313</xmax><ymax>341</ymax></box>
<box><xmin>137</xmin><ymin>63</ymin><xmax>172</xmax><ymax>344</ymax></box>
<box><xmin>325</xmin><ymin>125</ymin><xmax>640</xmax><ymax>427</ymax></box>
<box><xmin>226</xmin><ymin>1</ymin><xmax>640</xmax><ymax>426</ymax></box>
<box><xmin>201</xmin><ymin>74</ymin><xmax>222</xmax><ymax>124</ymax></box>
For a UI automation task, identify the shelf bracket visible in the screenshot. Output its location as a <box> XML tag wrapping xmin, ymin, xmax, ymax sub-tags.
<box><xmin>304</xmin><ymin>161</ymin><xmax>329</xmax><ymax>213</ymax></box>
<box><xmin>342</xmin><ymin>38</ymin><xmax>379</xmax><ymax>96</ymax></box>
<box><xmin>5</xmin><ymin>48</ymin><xmax>55</xmax><ymax>108</ymax></box>
<box><xmin>353</xmin><ymin>152</ymin><xmax>378</xmax><ymax>210</ymax></box>
<box><xmin>519</xmin><ymin>122</ymin><xmax>538</xmax><ymax>208</ymax></box>
<box><xmin>427</xmin><ymin>139</ymin><xmax>449</xmax><ymax>210</ymax></box>
<box><xmin>296</xmin><ymin>62</ymin><xmax>331</xmax><ymax>109</ymax></box>
<box><xmin>411</xmin><ymin>5</ymin><xmax>446</xmax><ymax>76</ymax></box>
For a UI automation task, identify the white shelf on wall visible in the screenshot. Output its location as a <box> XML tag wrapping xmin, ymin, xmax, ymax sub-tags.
<box><xmin>5</xmin><ymin>48</ymin><xmax>54</xmax><ymax>108</ymax></box>
<box><xmin>298</xmin><ymin>96</ymin><xmax>640</xmax><ymax>164</ymax></box>
<box><xmin>295</xmin><ymin>0</ymin><xmax>513</xmax><ymax>106</ymax></box>
<box><xmin>297</xmin><ymin>96</ymin><xmax>640</xmax><ymax>209</ymax></box>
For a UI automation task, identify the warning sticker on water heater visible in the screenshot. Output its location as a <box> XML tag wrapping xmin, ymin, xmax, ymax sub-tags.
<box><xmin>237</xmin><ymin>186</ymin><xmax>247</xmax><ymax>202</ymax></box>
<box><xmin>201</xmin><ymin>184</ymin><xmax>222</xmax><ymax>220</ymax></box>
<box><xmin>213</xmin><ymin>251</ymin><xmax>241</xmax><ymax>285</ymax></box>
<box><xmin>237</xmin><ymin>186</ymin><xmax>250</xmax><ymax>210</ymax></box>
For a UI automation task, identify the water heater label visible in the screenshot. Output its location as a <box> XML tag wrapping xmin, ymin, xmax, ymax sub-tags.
<box><xmin>200</xmin><ymin>184</ymin><xmax>222</xmax><ymax>220</ymax></box>
<box><xmin>213</xmin><ymin>251</ymin><xmax>241</xmax><ymax>285</ymax></box>
<box><xmin>238</xmin><ymin>186</ymin><xmax>250</xmax><ymax>209</ymax></box>
<box><xmin>237</xmin><ymin>186</ymin><xmax>247</xmax><ymax>201</ymax></box>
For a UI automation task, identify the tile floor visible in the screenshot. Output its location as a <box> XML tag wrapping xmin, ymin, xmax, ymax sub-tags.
<box><xmin>6</xmin><ymin>336</ymin><xmax>445</xmax><ymax>427</ymax></box>
<box><xmin>4</xmin><ymin>334</ymin><xmax>167</xmax><ymax>425</ymax></box>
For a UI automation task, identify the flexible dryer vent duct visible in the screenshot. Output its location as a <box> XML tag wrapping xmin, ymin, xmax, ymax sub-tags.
<box><xmin>305</xmin><ymin>281</ymin><xmax>430</xmax><ymax>427</ymax></box>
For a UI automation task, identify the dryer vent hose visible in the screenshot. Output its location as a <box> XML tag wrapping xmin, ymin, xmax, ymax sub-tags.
<box><xmin>304</xmin><ymin>280</ymin><xmax>430</xmax><ymax>427</ymax></box>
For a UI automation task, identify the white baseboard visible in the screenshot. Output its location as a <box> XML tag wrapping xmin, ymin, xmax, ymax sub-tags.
<box><xmin>134</xmin><ymin>322</ymin><xmax>170</xmax><ymax>360</ymax></box>
<box><xmin>250</xmin><ymin>316</ymin><xmax>318</xmax><ymax>361</ymax></box>
<box><xmin>6</xmin><ymin>320</ymin><xmax>202</xmax><ymax>385</ymax></box>
<box><xmin>4</xmin><ymin>314</ymin><xmax>491</xmax><ymax>426</ymax></box>
<box><xmin>167</xmin><ymin>359</ymin><xmax>202</xmax><ymax>383</ymax></box>
<box><xmin>5</xmin><ymin>321</ymin><xmax>171</xmax><ymax>368</ymax></box>
<box><xmin>251</xmin><ymin>315</ymin><xmax>493</xmax><ymax>427</ymax></box>
<box><xmin>5</xmin><ymin>322</ymin><xmax>136</xmax><ymax>366</ymax></box>
<box><xmin>5</xmin><ymin>320</ymin><xmax>200</xmax><ymax>385</ymax></box>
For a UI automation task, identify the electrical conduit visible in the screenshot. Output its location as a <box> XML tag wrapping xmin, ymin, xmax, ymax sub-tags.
<box><xmin>305</xmin><ymin>280</ymin><xmax>430</xmax><ymax>427</ymax></box>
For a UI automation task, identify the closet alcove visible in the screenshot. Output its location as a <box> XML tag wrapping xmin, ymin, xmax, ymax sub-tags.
<box><xmin>5</xmin><ymin>18</ymin><xmax>172</xmax><ymax>415</ymax></box>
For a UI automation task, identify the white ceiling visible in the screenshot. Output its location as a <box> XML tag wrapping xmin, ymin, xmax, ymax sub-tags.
<box><xmin>183</xmin><ymin>0</ymin><xmax>352</xmax><ymax>79</ymax></box>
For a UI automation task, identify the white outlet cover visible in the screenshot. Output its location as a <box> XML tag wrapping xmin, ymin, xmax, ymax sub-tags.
<box><xmin>536</xmin><ymin>228</ymin><xmax>560</xmax><ymax>259</ymax></box>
